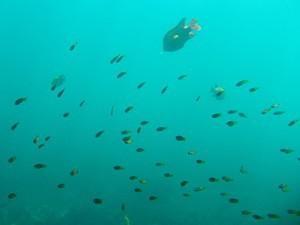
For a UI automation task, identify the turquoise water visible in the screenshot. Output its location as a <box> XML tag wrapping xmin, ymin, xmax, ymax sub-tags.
<box><xmin>1</xmin><ymin>0</ymin><xmax>300</xmax><ymax>224</ymax></box>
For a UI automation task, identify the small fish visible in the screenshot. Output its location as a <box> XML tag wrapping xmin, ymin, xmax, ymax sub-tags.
<box><xmin>249</xmin><ymin>87</ymin><xmax>259</xmax><ymax>93</ymax></box>
<box><xmin>11</xmin><ymin>122</ymin><xmax>20</xmax><ymax>131</ymax></box>
<box><xmin>161</xmin><ymin>85</ymin><xmax>168</xmax><ymax>94</ymax></box>
<box><xmin>110</xmin><ymin>105</ymin><xmax>115</xmax><ymax>116</ymax></box>
<box><xmin>51</xmin><ymin>75</ymin><xmax>65</xmax><ymax>91</ymax></box>
<box><xmin>148</xmin><ymin>196</ymin><xmax>158</xmax><ymax>201</ymax></box>
<box><xmin>113</xmin><ymin>165</ymin><xmax>124</xmax><ymax>171</ymax></box>
<box><xmin>34</xmin><ymin>163</ymin><xmax>47</xmax><ymax>169</ymax></box>
<box><xmin>193</xmin><ymin>186</ymin><xmax>206</xmax><ymax>192</ymax></box>
<box><xmin>14</xmin><ymin>97</ymin><xmax>27</xmax><ymax>105</ymax></box>
<box><xmin>252</xmin><ymin>214</ymin><xmax>264</xmax><ymax>220</ymax></box>
<box><xmin>57</xmin><ymin>89</ymin><xmax>65</xmax><ymax>98</ymax></box>
<box><xmin>261</xmin><ymin>107</ymin><xmax>272</xmax><ymax>115</ymax></box>
<box><xmin>156</xmin><ymin>127</ymin><xmax>167</xmax><ymax>132</ymax></box>
<box><xmin>211</xmin><ymin>113</ymin><xmax>221</xmax><ymax>118</ymax></box>
<box><xmin>177</xmin><ymin>75</ymin><xmax>187</xmax><ymax>80</ymax></box>
<box><xmin>139</xmin><ymin>179</ymin><xmax>147</xmax><ymax>185</ymax></box>
<box><xmin>110</xmin><ymin>54</ymin><xmax>120</xmax><ymax>64</ymax></box>
<box><xmin>213</xmin><ymin>86</ymin><xmax>225</xmax><ymax>97</ymax></box>
<box><xmin>278</xmin><ymin>184</ymin><xmax>289</xmax><ymax>192</ymax></box>
<box><xmin>195</xmin><ymin>96</ymin><xmax>201</xmax><ymax>102</ymax></box>
<box><xmin>238</xmin><ymin>112</ymin><xmax>247</xmax><ymax>118</ymax></box>
<box><xmin>44</xmin><ymin>136</ymin><xmax>51</xmax><ymax>142</ymax></box>
<box><xmin>38</xmin><ymin>144</ymin><xmax>45</xmax><ymax>149</ymax></box>
<box><xmin>241</xmin><ymin>210</ymin><xmax>252</xmax><ymax>216</ymax></box>
<box><xmin>117</xmin><ymin>72</ymin><xmax>127</xmax><ymax>79</ymax></box>
<box><xmin>180</xmin><ymin>180</ymin><xmax>188</xmax><ymax>187</ymax></box>
<box><xmin>8</xmin><ymin>193</ymin><xmax>16</xmax><ymax>200</ymax></box>
<box><xmin>63</xmin><ymin>112</ymin><xmax>70</xmax><ymax>118</ymax></box>
<box><xmin>79</xmin><ymin>100</ymin><xmax>85</xmax><ymax>107</ymax></box>
<box><xmin>69</xmin><ymin>42</ymin><xmax>78</xmax><ymax>51</ymax></box>
<box><xmin>267</xmin><ymin>213</ymin><xmax>280</xmax><ymax>219</ymax></box>
<box><xmin>136</xmin><ymin>126</ymin><xmax>142</xmax><ymax>134</ymax></box>
<box><xmin>222</xmin><ymin>176</ymin><xmax>234</xmax><ymax>182</ymax></box>
<box><xmin>155</xmin><ymin>162</ymin><xmax>165</xmax><ymax>167</ymax></box>
<box><xmin>110</xmin><ymin>54</ymin><xmax>124</xmax><ymax>64</ymax></box>
<box><xmin>182</xmin><ymin>193</ymin><xmax>191</xmax><ymax>197</ymax></box>
<box><xmin>226</xmin><ymin>120</ymin><xmax>237</xmax><ymax>127</ymax></box>
<box><xmin>137</xmin><ymin>81</ymin><xmax>146</xmax><ymax>89</ymax></box>
<box><xmin>116</xmin><ymin>55</ymin><xmax>125</xmax><ymax>63</ymax></box>
<box><xmin>187</xmin><ymin>150</ymin><xmax>197</xmax><ymax>156</ymax></box>
<box><xmin>121</xmin><ymin>203</ymin><xmax>126</xmax><ymax>212</ymax></box>
<box><xmin>273</xmin><ymin>111</ymin><xmax>285</xmax><ymax>115</ymax></box>
<box><xmin>136</xmin><ymin>147</ymin><xmax>144</xmax><ymax>153</ymax></box>
<box><xmin>287</xmin><ymin>209</ymin><xmax>297</xmax><ymax>214</ymax></box>
<box><xmin>33</xmin><ymin>136</ymin><xmax>40</xmax><ymax>145</ymax></box>
<box><xmin>134</xmin><ymin>188</ymin><xmax>143</xmax><ymax>193</ymax></box>
<box><xmin>70</xmin><ymin>168</ymin><xmax>79</xmax><ymax>176</ymax></box>
<box><xmin>95</xmin><ymin>130</ymin><xmax>105</xmax><ymax>138</ymax></box>
<box><xmin>228</xmin><ymin>198</ymin><xmax>239</xmax><ymax>204</ymax></box>
<box><xmin>8</xmin><ymin>156</ymin><xmax>16</xmax><ymax>164</ymax></box>
<box><xmin>271</xmin><ymin>103</ymin><xmax>280</xmax><ymax>109</ymax></box>
<box><xmin>122</xmin><ymin>136</ymin><xmax>132</xmax><ymax>144</ymax></box>
<box><xmin>208</xmin><ymin>177</ymin><xmax>219</xmax><ymax>183</ymax></box>
<box><xmin>129</xmin><ymin>176</ymin><xmax>138</xmax><ymax>181</ymax></box>
<box><xmin>227</xmin><ymin>110</ymin><xmax>238</xmax><ymax>114</ymax></box>
<box><xmin>195</xmin><ymin>159</ymin><xmax>205</xmax><ymax>164</ymax></box>
<box><xmin>235</xmin><ymin>80</ymin><xmax>249</xmax><ymax>87</ymax></box>
<box><xmin>240</xmin><ymin>165</ymin><xmax>248</xmax><ymax>175</ymax></box>
<box><xmin>280</xmin><ymin>148</ymin><xmax>294</xmax><ymax>154</ymax></box>
<box><xmin>288</xmin><ymin>119</ymin><xmax>299</xmax><ymax>127</ymax></box>
<box><xmin>121</xmin><ymin>130</ymin><xmax>131</xmax><ymax>135</ymax></box>
<box><xmin>140</xmin><ymin>120</ymin><xmax>149</xmax><ymax>126</ymax></box>
<box><xmin>164</xmin><ymin>172</ymin><xmax>174</xmax><ymax>178</ymax></box>
<box><xmin>220</xmin><ymin>192</ymin><xmax>229</xmax><ymax>197</ymax></box>
<box><xmin>124</xmin><ymin>106</ymin><xmax>134</xmax><ymax>113</ymax></box>
<box><xmin>175</xmin><ymin>135</ymin><xmax>186</xmax><ymax>142</ymax></box>
<box><xmin>57</xmin><ymin>183</ymin><xmax>65</xmax><ymax>189</ymax></box>
<box><xmin>93</xmin><ymin>198</ymin><xmax>103</xmax><ymax>205</ymax></box>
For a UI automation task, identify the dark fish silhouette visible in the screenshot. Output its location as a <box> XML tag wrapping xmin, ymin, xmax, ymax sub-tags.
<box><xmin>8</xmin><ymin>193</ymin><xmax>17</xmax><ymax>199</ymax></box>
<box><xmin>11</xmin><ymin>122</ymin><xmax>20</xmax><ymax>131</ymax></box>
<box><xmin>124</xmin><ymin>106</ymin><xmax>134</xmax><ymax>113</ymax></box>
<box><xmin>14</xmin><ymin>97</ymin><xmax>27</xmax><ymax>105</ymax></box>
<box><xmin>117</xmin><ymin>72</ymin><xmax>127</xmax><ymax>79</ymax></box>
<box><xmin>177</xmin><ymin>75</ymin><xmax>187</xmax><ymax>80</ymax></box>
<box><xmin>110</xmin><ymin>55</ymin><xmax>120</xmax><ymax>64</ymax></box>
<box><xmin>137</xmin><ymin>81</ymin><xmax>146</xmax><ymax>89</ymax></box>
<box><xmin>63</xmin><ymin>112</ymin><xmax>70</xmax><ymax>118</ymax></box>
<box><xmin>121</xmin><ymin>203</ymin><xmax>126</xmax><ymax>212</ymax></box>
<box><xmin>34</xmin><ymin>163</ymin><xmax>47</xmax><ymax>169</ymax></box>
<box><xmin>79</xmin><ymin>100</ymin><xmax>85</xmax><ymax>107</ymax></box>
<box><xmin>8</xmin><ymin>156</ymin><xmax>16</xmax><ymax>164</ymax></box>
<box><xmin>57</xmin><ymin>89</ymin><xmax>65</xmax><ymax>98</ymax></box>
<box><xmin>110</xmin><ymin>105</ymin><xmax>115</xmax><ymax>116</ymax></box>
<box><xmin>110</xmin><ymin>54</ymin><xmax>124</xmax><ymax>64</ymax></box>
<box><xmin>163</xmin><ymin>18</ymin><xmax>200</xmax><ymax>52</ymax></box>
<box><xmin>116</xmin><ymin>55</ymin><xmax>125</xmax><ymax>63</ymax></box>
<box><xmin>69</xmin><ymin>42</ymin><xmax>78</xmax><ymax>51</ymax></box>
<box><xmin>161</xmin><ymin>85</ymin><xmax>168</xmax><ymax>94</ymax></box>
<box><xmin>95</xmin><ymin>130</ymin><xmax>104</xmax><ymax>138</ymax></box>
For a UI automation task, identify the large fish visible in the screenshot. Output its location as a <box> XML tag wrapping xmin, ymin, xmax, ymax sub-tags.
<box><xmin>163</xmin><ymin>18</ymin><xmax>201</xmax><ymax>52</ymax></box>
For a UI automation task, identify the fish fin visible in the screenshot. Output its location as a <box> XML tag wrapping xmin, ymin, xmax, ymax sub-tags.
<box><xmin>178</xmin><ymin>18</ymin><xmax>186</xmax><ymax>28</ymax></box>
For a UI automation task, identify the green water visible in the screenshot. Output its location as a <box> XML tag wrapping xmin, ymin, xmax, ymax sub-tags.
<box><xmin>0</xmin><ymin>0</ymin><xmax>300</xmax><ymax>224</ymax></box>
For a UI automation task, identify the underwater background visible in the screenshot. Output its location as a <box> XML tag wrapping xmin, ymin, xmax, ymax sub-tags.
<box><xmin>1</xmin><ymin>0</ymin><xmax>300</xmax><ymax>224</ymax></box>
